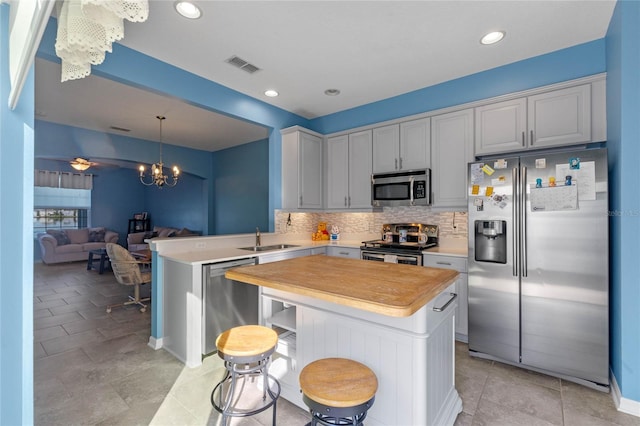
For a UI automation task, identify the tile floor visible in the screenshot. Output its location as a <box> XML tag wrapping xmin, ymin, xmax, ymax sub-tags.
<box><xmin>34</xmin><ymin>262</ymin><xmax>638</xmax><ymax>426</ymax></box>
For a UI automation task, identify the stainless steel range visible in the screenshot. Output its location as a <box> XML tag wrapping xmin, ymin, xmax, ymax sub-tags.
<box><xmin>361</xmin><ymin>223</ymin><xmax>439</xmax><ymax>266</ymax></box>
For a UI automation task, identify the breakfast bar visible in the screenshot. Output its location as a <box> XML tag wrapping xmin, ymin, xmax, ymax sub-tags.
<box><xmin>226</xmin><ymin>255</ymin><xmax>463</xmax><ymax>426</ymax></box>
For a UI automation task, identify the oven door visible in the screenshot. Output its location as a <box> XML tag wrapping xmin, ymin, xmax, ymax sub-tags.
<box><xmin>361</xmin><ymin>250</ymin><xmax>422</xmax><ymax>266</ymax></box>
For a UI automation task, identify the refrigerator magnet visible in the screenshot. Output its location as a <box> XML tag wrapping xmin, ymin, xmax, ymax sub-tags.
<box><xmin>535</xmin><ymin>158</ymin><xmax>546</xmax><ymax>168</ymax></box>
<box><xmin>494</xmin><ymin>159</ymin><xmax>507</xmax><ymax>169</ymax></box>
<box><xmin>569</xmin><ymin>157</ymin><xmax>580</xmax><ymax>169</ymax></box>
<box><xmin>471</xmin><ymin>185</ymin><xmax>480</xmax><ymax>195</ymax></box>
<box><xmin>481</xmin><ymin>164</ymin><xmax>495</xmax><ymax>175</ymax></box>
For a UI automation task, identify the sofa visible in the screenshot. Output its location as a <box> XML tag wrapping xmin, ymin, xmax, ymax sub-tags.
<box><xmin>127</xmin><ymin>226</ymin><xmax>200</xmax><ymax>251</ymax></box>
<box><xmin>37</xmin><ymin>227</ymin><xmax>119</xmax><ymax>264</ymax></box>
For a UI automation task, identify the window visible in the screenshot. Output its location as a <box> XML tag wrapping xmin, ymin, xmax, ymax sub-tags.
<box><xmin>33</xmin><ymin>208</ymin><xmax>88</xmax><ymax>236</ymax></box>
<box><xmin>33</xmin><ymin>187</ymin><xmax>92</xmax><ymax>238</ymax></box>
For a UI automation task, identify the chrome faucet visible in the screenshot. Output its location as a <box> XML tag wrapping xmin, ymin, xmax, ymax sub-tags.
<box><xmin>255</xmin><ymin>227</ymin><xmax>261</xmax><ymax>247</ymax></box>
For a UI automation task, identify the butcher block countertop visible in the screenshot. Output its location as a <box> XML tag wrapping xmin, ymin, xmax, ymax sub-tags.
<box><xmin>225</xmin><ymin>255</ymin><xmax>459</xmax><ymax>318</ymax></box>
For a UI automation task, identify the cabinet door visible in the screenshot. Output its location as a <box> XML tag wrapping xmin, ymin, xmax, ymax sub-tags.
<box><xmin>528</xmin><ymin>84</ymin><xmax>591</xmax><ymax>149</ymax></box>
<box><xmin>372</xmin><ymin>124</ymin><xmax>399</xmax><ymax>173</ymax></box>
<box><xmin>400</xmin><ymin>118</ymin><xmax>430</xmax><ymax>171</ymax></box>
<box><xmin>475</xmin><ymin>98</ymin><xmax>527</xmax><ymax>155</ymax></box>
<box><xmin>326</xmin><ymin>135</ymin><xmax>349</xmax><ymax>209</ymax></box>
<box><xmin>326</xmin><ymin>246</ymin><xmax>361</xmax><ymax>259</ymax></box>
<box><xmin>348</xmin><ymin>130</ymin><xmax>372</xmax><ymax>208</ymax></box>
<box><xmin>299</xmin><ymin>131</ymin><xmax>322</xmax><ymax>209</ymax></box>
<box><xmin>431</xmin><ymin>109</ymin><xmax>474</xmax><ymax>208</ymax></box>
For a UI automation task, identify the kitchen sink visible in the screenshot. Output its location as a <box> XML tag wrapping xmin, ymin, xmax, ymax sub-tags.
<box><xmin>238</xmin><ymin>244</ymin><xmax>300</xmax><ymax>252</ymax></box>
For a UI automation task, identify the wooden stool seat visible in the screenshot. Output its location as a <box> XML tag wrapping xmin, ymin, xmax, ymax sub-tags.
<box><xmin>300</xmin><ymin>358</ymin><xmax>378</xmax><ymax>408</ymax></box>
<box><xmin>211</xmin><ymin>325</ymin><xmax>280</xmax><ymax>426</ymax></box>
<box><xmin>216</xmin><ymin>325</ymin><xmax>278</xmax><ymax>358</ymax></box>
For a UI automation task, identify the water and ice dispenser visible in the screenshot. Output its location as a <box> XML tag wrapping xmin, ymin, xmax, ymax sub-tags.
<box><xmin>474</xmin><ymin>220</ymin><xmax>507</xmax><ymax>264</ymax></box>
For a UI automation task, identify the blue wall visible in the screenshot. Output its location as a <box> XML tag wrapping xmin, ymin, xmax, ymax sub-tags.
<box><xmin>212</xmin><ymin>139</ymin><xmax>270</xmax><ymax>234</ymax></box>
<box><xmin>309</xmin><ymin>39</ymin><xmax>606</xmax><ymax>134</ymax></box>
<box><xmin>0</xmin><ymin>4</ymin><xmax>34</xmax><ymax>423</ymax></box>
<box><xmin>606</xmin><ymin>0</ymin><xmax>640</xmax><ymax>403</ymax></box>
<box><xmin>36</xmin><ymin>18</ymin><xmax>311</xmax><ymax>231</ymax></box>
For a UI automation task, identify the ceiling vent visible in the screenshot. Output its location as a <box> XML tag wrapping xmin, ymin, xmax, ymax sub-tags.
<box><xmin>225</xmin><ymin>55</ymin><xmax>261</xmax><ymax>74</ymax></box>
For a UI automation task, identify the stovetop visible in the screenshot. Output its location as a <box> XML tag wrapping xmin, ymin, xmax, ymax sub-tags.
<box><xmin>361</xmin><ymin>223</ymin><xmax>439</xmax><ymax>252</ymax></box>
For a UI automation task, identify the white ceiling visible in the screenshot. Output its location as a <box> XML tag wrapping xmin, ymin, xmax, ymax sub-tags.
<box><xmin>35</xmin><ymin>0</ymin><xmax>616</xmax><ymax>152</ymax></box>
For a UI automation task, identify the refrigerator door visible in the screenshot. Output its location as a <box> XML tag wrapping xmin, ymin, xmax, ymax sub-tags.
<box><xmin>468</xmin><ymin>157</ymin><xmax>520</xmax><ymax>363</ymax></box>
<box><xmin>519</xmin><ymin>148</ymin><xmax>609</xmax><ymax>385</ymax></box>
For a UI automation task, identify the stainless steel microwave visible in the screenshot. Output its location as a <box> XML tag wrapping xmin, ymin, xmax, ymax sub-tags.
<box><xmin>371</xmin><ymin>169</ymin><xmax>431</xmax><ymax>207</ymax></box>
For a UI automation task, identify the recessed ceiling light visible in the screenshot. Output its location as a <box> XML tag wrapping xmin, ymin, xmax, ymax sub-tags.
<box><xmin>324</xmin><ymin>89</ymin><xmax>341</xmax><ymax>96</ymax></box>
<box><xmin>175</xmin><ymin>1</ymin><xmax>202</xmax><ymax>19</ymax></box>
<box><xmin>480</xmin><ymin>31</ymin><xmax>505</xmax><ymax>45</ymax></box>
<box><xmin>264</xmin><ymin>90</ymin><xmax>279</xmax><ymax>97</ymax></box>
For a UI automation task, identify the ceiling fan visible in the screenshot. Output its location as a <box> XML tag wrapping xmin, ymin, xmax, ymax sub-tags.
<box><xmin>69</xmin><ymin>157</ymin><xmax>98</xmax><ymax>171</ymax></box>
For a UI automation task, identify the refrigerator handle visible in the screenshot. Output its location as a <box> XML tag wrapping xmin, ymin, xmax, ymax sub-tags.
<box><xmin>512</xmin><ymin>166</ymin><xmax>519</xmax><ymax>277</ymax></box>
<box><xmin>521</xmin><ymin>165</ymin><xmax>528</xmax><ymax>277</ymax></box>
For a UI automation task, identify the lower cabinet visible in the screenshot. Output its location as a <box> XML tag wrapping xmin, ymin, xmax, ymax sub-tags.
<box><xmin>326</xmin><ymin>246</ymin><xmax>360</xmax><ymax>259</ymax></box>
<box><xmin>424</xmin><ymin>254</ymin><xmax>468</xmax><ymax>341</ymax></box>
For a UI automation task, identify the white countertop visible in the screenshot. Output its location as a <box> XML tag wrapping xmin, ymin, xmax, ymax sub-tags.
<box><xmin>152</xmin><ymin>232</ymin><xmax>468</xmax><ymax>265</ymax></box>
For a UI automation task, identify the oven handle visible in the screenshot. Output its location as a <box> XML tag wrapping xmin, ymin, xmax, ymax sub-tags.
<box><xmin>361</xmin><ymin>252</ymin><xmax>386</xmax><ymax>260</ymax></box>
<box><xmin>410</xmin><ymin>176</ymin><xmax>415</xmax><ymax>206</ymax></box>
<box><xmin>432</xmin><ymin>293</ymin><xmax>458</xmax><ymax>312</ymax></box>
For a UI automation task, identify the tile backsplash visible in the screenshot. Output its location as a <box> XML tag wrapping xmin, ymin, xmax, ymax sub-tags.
<box><xmin>275</xmin><ymin>207</ymin><xmax>468</xmax><ymax>239</ymax></box>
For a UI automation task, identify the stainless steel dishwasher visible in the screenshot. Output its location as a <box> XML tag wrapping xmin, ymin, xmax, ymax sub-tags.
<box><xmin>202</xmin><ymin>257</ymin><xmax>258</xmax><ymax>355</ymax></box>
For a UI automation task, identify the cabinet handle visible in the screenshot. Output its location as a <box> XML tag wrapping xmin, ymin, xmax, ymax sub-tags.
<box><xmin>395</xmin><ymin>158</ymin><xmax>398</xmax><ymax>170</ymax></box>
<box><xmin>433</xmin><ymin>293</ymin><xmax>458</xmax><ymax>312</ymax></box>
<box><xmin>530</xmin><ymin>130</ymin><xmax>534</xmax><ymax>146</ymax></box>
<box><xmin>299</xmin><ymin>195</ymin><xmax>303</xmax><ymax>206</ymax></box>
<box><xmin>399</xmin><ymin>158</ymin><xmax>403</xmax><ymax>169</ymax></box>
<box><xmin>348</xmin><ymin>196</ymin><xmax>351</xmax><ymax>207</ymax></box>
<box><xmin>521</xmin><ymin>131</ymin><xmax>525</xmax><ymax>147</ymax></box>
<box><xmin>339</xmin><ymin>251</ymin><xmax>349</xmax><ymax>256</ymax></box>
<box><xmin>436</xmin><ymin>261</ymin><xmax>452</xmax><ymax>266</ymax></box>
<box><xmin>344</xmin><ymin>196</ymin><xmax>347</xmax><ymax>207</ymax></box>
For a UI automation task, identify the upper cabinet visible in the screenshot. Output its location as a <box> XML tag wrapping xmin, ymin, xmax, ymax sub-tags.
<box><xmin>475</xmin><ymin>83</ymin><xmax>597</xmax><ymax>155</ymax></box>
<box><xmin>431</xmin><ymin>109</ymin><xmax>474</xmax><ymax>208</ymax></box>
<box><xmin>326</xmin><ymin>130</ymin><xmax>372</xmax><ymax>209</ymax></box>
<box><xmin>372</xmin><ymin>118</ymin><xmax>430</xmax><ymax>173</ymax></box>
<box><xmin>282</xmin><ymin>127</ymin><xmax>323</xmax><ymax>210</ymax></box>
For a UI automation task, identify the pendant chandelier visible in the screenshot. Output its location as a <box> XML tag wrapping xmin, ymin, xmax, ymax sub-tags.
<box><xmin>139</xmin><ymin>116</ymin><xmax>180</xmax><ymax>188</ymax></box>
<box><xmin>55</xmin><ymin>0</ymin><xmax>149</xmax><ymax>82</ymax></box>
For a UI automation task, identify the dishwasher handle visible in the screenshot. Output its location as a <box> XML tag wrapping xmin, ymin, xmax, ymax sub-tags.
<box><xmin>206</xmin><ymin>258</ymin><xmax>256</xmax><ymax>277</ymax></box>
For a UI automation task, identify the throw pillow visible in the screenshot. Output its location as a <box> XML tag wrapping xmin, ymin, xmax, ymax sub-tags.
<box><xmin>47</xmin><ymin>230</ymin><xmax>70</xmax><ymax>246</ymax></box>
<box><xmin>143</xmin><ymin>231</ymin><xmax>158</xmax><ymax>239</ymax></box>
<box><xmin>65</xmin><ymin>228</ymin><xmax>89</xmax><ymax>244</ymax></box>
<box><xmin>88</xmin><ymin>229</ymin><xmax>106</xmax><ymax>242</ymax></box>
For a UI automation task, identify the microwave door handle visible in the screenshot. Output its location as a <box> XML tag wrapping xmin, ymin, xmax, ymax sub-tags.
<box><xmin>410</xmin><ymin>176</ymin><xmax>415</xmax><ymax>206</ymax></box>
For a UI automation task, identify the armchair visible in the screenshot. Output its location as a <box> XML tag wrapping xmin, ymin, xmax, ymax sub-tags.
<box><xmin>105</xmin><ymin>243</ymin><xmax>151</xmax><ymax>313</ymax></box>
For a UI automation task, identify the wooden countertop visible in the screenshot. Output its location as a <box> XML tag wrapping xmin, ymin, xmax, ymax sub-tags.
<box><xmin>225</xmin><ymin>255</ymin><xmax>458</xmax><ymax>318</ymax></box>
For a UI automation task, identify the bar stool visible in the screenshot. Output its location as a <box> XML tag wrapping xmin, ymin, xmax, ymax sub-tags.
<box><xmin>211</xmin><ymin>325</ymin><xmax>281</xmax><ymax>426</ymax></box>
<box><xmin>299</xmin><ymin>358</ymin><xmax>378</xmax><ymax>426</ymax></box>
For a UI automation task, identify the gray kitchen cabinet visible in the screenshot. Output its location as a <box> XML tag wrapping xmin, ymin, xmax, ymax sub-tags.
<box><xmin>282</xmin><ymin>126</ymin><xmax>323</xmax><ymax>210</ymax></box>
<box><xmin>423</xmin><ymin>254</ymin><xmax>468</xmax><ymax>341</ymax></box>
<box><xmin>372</xmin><ymin>118</ymin><xmax>430</xmax><ymax>173</ymax></box>
<box><xmin>327</xmin><ymin>131</ymin><xmax>372</xmax><ymax>209</ymax></box>
<box><xmin>475</xmin><ymin>83</ymin><xmax>593</xmax><ymax>155</ymax></box>
<box><xmin>431</xmin><ymin>109</ymin><xmax>474</xmax><ymax>208</ymax></box>
<box><xmin>326</xmin><ymin>246</ymin><xmax>360</xmax><ymax>259</ymax></box>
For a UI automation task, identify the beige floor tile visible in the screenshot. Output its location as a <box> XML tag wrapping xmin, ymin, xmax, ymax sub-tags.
<box><xmin>148</xmin><ymin>394</ymin><xmax>201</xmax><ymax>426</ymax></box>
<box><xmin>481</xmin><ymin>373</ymin><xmax>563</xmax><ymax>425</ymax></box>
<box><xmin>473</xmin><ymin>398</ymin><xmax>557</xmax><ymax>426</ymax></box>
<box><xmin>456</xmin><ymin>371</ymin><xmax>487</xmax><ymax>415</ymax></box>
<box><xmin>562</xmin><ymin>381</ymin><xmax>640</xmax><ymax>426</ymax></box>
<box><xmin>490</xmin><ymin>360</ymin><xmax>562</xmax><ymax>391</ymax></box>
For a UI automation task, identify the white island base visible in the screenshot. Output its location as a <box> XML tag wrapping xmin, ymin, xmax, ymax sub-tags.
<box><xmin>260</xmin><ymin>285</ymin><xmax>463</xmax><ymax>426</ymax></box>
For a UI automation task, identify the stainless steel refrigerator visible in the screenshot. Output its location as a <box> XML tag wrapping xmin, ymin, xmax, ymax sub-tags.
<box><xmin>467</xmin><ymin>147</ymin><xmax>609</xmax><ymax>390</ymax></box>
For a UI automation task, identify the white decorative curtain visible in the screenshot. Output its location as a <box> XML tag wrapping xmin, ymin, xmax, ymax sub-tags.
<box><xmin>55</xmin><ymin>0</ymin><xmax>149</xmax><ymax>82</ymax></box>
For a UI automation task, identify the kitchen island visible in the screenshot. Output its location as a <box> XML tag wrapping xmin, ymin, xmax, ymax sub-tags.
<box><xmin>226</xmin><ymin>255</ymin><xmax>462</xmax><ymax>426</ymax></box>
